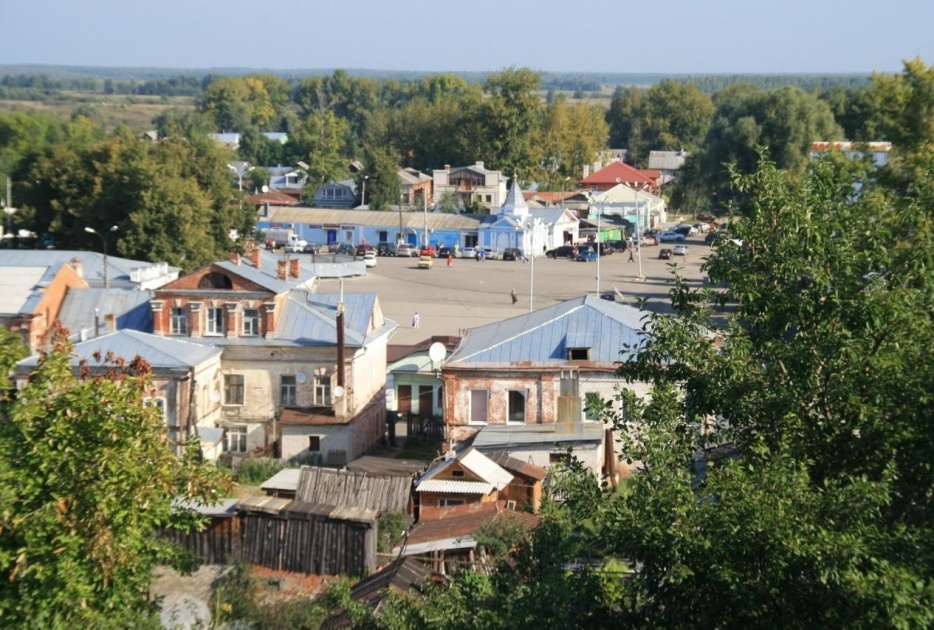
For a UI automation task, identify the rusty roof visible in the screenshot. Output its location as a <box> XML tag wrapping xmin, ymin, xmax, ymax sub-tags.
<box><xmin>346</xmin><ymin>455</ymin><xmax>428</xmax><ymax>477</ymax></box>
<box><xmin>387</xmin><ymin>335</ymin><xmax>460</xmax><ymax>364</ymax></box>
<box><xmin>401</xmin><ymin>501</ymin><xmax>539</xmax><ymax>549</ymax></box>
<box><xmin>278</xmin><ymin>406</ymin><xmax>350</xmax><ymax>426</ymax></box>
<box><xmin>486</xmin><ymin>451</ymin><xmax>548</xmax><ymax>481</ymax></box>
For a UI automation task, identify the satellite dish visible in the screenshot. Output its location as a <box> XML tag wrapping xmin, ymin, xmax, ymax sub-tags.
<box><xmin>428</xmin><ymin>342</ymin><xmax>446</xmax><ymax>364</ymax></box>
<box><xmin>261</xmin><ymin>185</ymin><xmax>269</xmax><ymax>193</ymax></box>
<box><xmin>333</xmin><ymin>385</ymin><xmax>345</xmax><ymax>399</ymax></box>
<box><xmin>295</xmin><ymin>372</ymin><xmax>306</xmax><ymax>384</ymax></box>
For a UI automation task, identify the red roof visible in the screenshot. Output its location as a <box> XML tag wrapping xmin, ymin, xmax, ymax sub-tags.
<box><xmin>248</xmin><ymin>189</ymin><xmax>303</xmax><ymax>206</ymax></box>
<box><xmin>406</xmin><ymin>501</ymin><xmax>539</xmax><ymax>546</ymax></box>
<box><xmin>580</xmin><ymin>161</ymin><xmax>658</xmax><ymax>187</ymax></box>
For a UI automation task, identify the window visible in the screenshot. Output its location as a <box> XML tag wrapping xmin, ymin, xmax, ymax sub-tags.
<box><xmin>224</xmin><ymin>374</ymin><xmax>244</xmax><ymax>405</ymax></box>
<box><xmin>439</xmin><ymin>498</ymin><xmax>465</xmax><ymax>507</ymax></box>
<box><xmin>225</xmin><ymin>426</ymin><xmax>247</xmax><ymax>453</ymax></box>
<box><xmin>585</xmin><ymin>392</ymin><xmax>602</xmax><ymax>421</ymax></box>
<box><xmin>308</xmin><ymin>436</ymin><xmax>321</xmax><ymax>452</ymax></box>
<box><xmin>470</xmin><ymin>389</ymin><xmax>488</xmax><ymax>424</ymax></box>
<box><xmin>144</xmin><ymin>396</ymin><xmax>167</xmax><ymax>423</ymax></box>
<box><xmin>169</xmin><ymin>307</ymin><xmax>187</xmax><ymax>335</ymax></box>
<box><xmin>507</xmin><ymin>390</ymin><xmax>526</xmax><ymax>424</ymax></box>
<box><xmin>280</xmin><ymin>375</ymin><xmax>297</xmax><ymax>406</ymax></box>
<box><xmin>568</xmin><ymin>347</ymin><xmax>590</xmax><ymax>360</ymax></box>
<box><xmin>314</xmin><ymin>375</ymin><xmax>331</xmax><ymax>405</ymax></box>
<box><xmin>451</xmin><ymin>470</ymin><xmax>464</xmax><ymax>478</ymax></box>
<box><xmin>206</xmin><ymin>307</ymin><xmax>224</xmax><ymax>336</ymax></box>
<box><xmin>550</xmin><ymin>452</ymin><xmax>570</xmax><ymax>465</ymax></box>
<box><xmin>243</xmin><ymin>308</ymin><xmax>260</xmax><ymax>336</ymax></box>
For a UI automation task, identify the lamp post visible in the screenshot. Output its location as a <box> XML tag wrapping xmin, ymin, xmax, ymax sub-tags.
<box><xmin>398</xmin><ymin>194</ymin><xmax>404</xmax><ymax>245</ymax></box>
<box><xmin>361</xmin><ymin>175</ymin><xmax>368</xmax><ymax>207</ymax></box>
<box><xmin>2</xmin><ymin>175</ymin><xmax>16</xmax><ymax>244</ymax></box>
<box><xmin>227</xmin><ymin>163</ymin><xmax>254</xmax><ymax>192</ymax></box>
<box><xmin>85</xmin><ymin>225</ymin><xmax>118</xmax><ymax>289</ymax></box>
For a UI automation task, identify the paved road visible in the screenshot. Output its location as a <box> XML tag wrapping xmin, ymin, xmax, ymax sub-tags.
<box><xmin>312</xmin><ymin>234</ymin><xmax>712</xmax><ymax>345</ymax></box>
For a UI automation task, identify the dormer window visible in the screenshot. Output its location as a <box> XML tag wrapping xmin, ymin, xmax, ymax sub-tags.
<box><xmin>198</xmin><ymin>273</ymin><xmax>233</xmax><ymax>290</ymax></box>
<box><xmin>568</xmin><ymin>347</ymin><xmax>590</xmax><ymax>361</ymax></box>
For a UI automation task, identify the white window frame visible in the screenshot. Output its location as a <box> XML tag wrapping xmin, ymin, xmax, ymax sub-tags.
<box><xmin>314</xmin><ymin>375</ymin><xmax>332</xmax><ymax>406</ymax></box>
<box><xmin>225</xmin><ymin>426</ymin><xmax>248</xmax><ymax>453</ymax></box>
<box><xmin>280</xmin><ymin>375</ymin><xmax>297</xmax><ymax>406</ymax></box>
<box><xmin>206</xmin><ymin>307</ymin><xmax>224</xmax><ymax>336</ymax></box>
<box><xmin>169</xmin><ymin>307</ymin><xmax>187</xmax><ymax>335</ymax></box>
<box><xmin>242</xmin><ymin>308</ymin><xmax>260</xmax><ymax>336</ymax></box>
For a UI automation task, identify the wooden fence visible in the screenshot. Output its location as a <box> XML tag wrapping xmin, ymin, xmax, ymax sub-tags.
<box><xmin>406</xmin><ymin>415</ymin><xmax>444</xmax><ymax>441</ymax></box>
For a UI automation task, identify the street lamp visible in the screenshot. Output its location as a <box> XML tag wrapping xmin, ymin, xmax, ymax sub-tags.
<box><xmin>85</xmin><ymin>225</ymin><xmax>118</xmax><ymax>289</ymax></box>
<box><xmin>398</xmin><ymin>194</ymin><xmax>404</xmax><ymax>245</ymax></box>
<box><xmin>2</xmin><ymin>175</ymin><xmax>16</xmax><ymax>244</ymax></box>
<box><xmin>227</xmin><ymin>163</ymin><xmax>254</xmax><ymax>192</ymax></box>
<box><xmin>361</xmin><ymin>175</ymin><xmax>368</xmax><ymax>207</ymax></box>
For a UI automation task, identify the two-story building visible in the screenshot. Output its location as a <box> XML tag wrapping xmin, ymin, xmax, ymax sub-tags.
<box><xmin>149</xmin><ymin>246</ymin><xmax>396</xmax><ymax>462</ymax></box>
<box><xmin>432</xmin><ymin>162</ymin><xmax>508</xmax><ymax>212</ymax></box>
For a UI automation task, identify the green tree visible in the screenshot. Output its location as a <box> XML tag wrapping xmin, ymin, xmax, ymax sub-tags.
<box><xmin>362</xmin><ymin>145</ymin><xmax>401</xmax><ymax>211</ymax></box>
<box><xmin>538</xmin><ymin>95</ymin><xmax>608</xmax><ymax>189</ymax></box>
<box><xmin>868</xmin><ymin>57</ymin><xmax>934</xmax><ymax>154</ymax></box>
<box><xmin>475</xmin><ymin>67</ymin><xmax>544</xmax><ymax>178</ymax></box>
<box><xmin>289</xmin><ymin>109</ymin><xmax>351</xmax><ymax>188</ymax></box>
<box><xmin>0</xmin><ymin>330</ymin><xmax>231</xmax><ymax>627</ymax></box>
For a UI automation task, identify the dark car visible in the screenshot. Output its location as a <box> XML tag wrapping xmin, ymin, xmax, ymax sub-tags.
<box><xmin>376</xmin><ymin>242</ymin><xmax>396</xmax><ymax>256</ymax></box>
<box><xmin>659</xmin><ymin>248</ymin><xmax>673</xmax><ymax>260</ymax></box>
<box><xmin>332</xmin><ymin>242</ymin><xmax>356</xmax><ymax>256</ymax></box>
<box><xmin>546</xmin><ymin>245</ymin><xmax>578</xmax><ymax>259</ymax></box>
<box><xmin>502</xmin><ymin>247</ymin><xmax>523</xmax><ymax>261</ymax></box>
<box><xmin>576</xmin><ymin>248</ymin><xmax>598</xmax><ymax>262</ymax></box>
<box><xmin>302</xmin><ymin>242</ymin><xmax>322</xmax><ymax>254</ymax></box>
<box><xmin>355</xmin><ymin>244</ymin><xmax>374</xmax><ymax>256</ymax></box>
<box><xmin>437</xmin><ymin>246</ymin><xmax>455</xmax><ymax>259</ymax></box>
<box><xmin>674</xmin><ymin>225</ymin><xmax>693</xmax><ymax>237</ymax></box>
<box><xmin>597</xmin><ymin>242</ymin><xmax>614</xmax><ymax>256</ymax></box>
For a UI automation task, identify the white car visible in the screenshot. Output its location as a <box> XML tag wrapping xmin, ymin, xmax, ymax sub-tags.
<box><xmin>673</xmin><ymin>244</ymin><xmax>689</xmax><ymax>256</ymax></box>
<box><xmin>461</xmin><ymin>246</ymin><xmax>477</xmax><ymax>259</ymax></box>
<box><xmin>364</xmin><ymin>251</ymin><xmax>377</xmax><ymax>267</ymax></box>
<box><xmin>658</xmin><ymin>231</ymin><xmax>686</xmax><ymax>242</ymax></box>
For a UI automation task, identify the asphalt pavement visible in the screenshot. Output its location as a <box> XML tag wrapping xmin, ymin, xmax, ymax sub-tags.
<box><xmin>312</xmin><ymin>233</ymin><xmax>713</xmax><ymax>345</ymax></box>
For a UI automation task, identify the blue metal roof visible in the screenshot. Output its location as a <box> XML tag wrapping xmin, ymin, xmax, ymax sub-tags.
<box><xmin>58</xmin><ymin>287</ymin><xmax>154</xmax><ymax>339</ymax></box>
<box><xmin>446</xmin><ymin>294</ymin><xmax>650</xmax><ymax>365</ymax></box>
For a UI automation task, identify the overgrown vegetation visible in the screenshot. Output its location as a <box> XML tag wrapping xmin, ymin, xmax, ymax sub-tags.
<box><xmin>377</xmin><ymin>510</ymin><xmax>407</xmax><ymax>554</ymax></box>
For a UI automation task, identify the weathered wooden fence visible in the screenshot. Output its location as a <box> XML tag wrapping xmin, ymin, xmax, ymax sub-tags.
<box><xmin>406</xmin><ymin>415</ymin><xmax>444</xmax><ymax>441</ymax></box>
<box><xmin>163</xmin><ymin>516</ymin><xmax>239</xmax><ymax>565</ymax></box>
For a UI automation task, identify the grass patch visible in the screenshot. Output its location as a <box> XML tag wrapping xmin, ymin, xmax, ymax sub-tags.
<box><xmin>396</xmin><ymin>439</ymin><xmax>443</xmax><ymax>462</ymax></box>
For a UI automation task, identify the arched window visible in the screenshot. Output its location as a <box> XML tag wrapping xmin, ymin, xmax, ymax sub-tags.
<box><xmin>198</xmin><ymin>273</ymin><xmax>233</xmax><ymax>290</ymax></box>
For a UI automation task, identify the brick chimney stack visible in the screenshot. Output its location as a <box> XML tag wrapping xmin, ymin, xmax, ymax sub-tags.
<box><xmin>248</xmin><ymin>247</ymin><xmax>260</xmax><ymax>268</ymax></box>
<box><xmin>229</xmin><ymin>252</ymin><xmax>241</xmax><ymax>265</ymax></box>
<box><xmin>289</xmin><ymin>257</ymin><xmax>300</xmax><ymax>278</ymax></box>
<box><xmin>104</xmin><ymin>313</ymin><xmax>116</xmax><ymax>332</ymax></box>
<box><xmin>70</xmin><ymin>257</ymin><xmax>84</xmax><ymax>278</ymax></box>
<box><xmin>277</xmin><ymin>259</ymin><xmax>288</xmax><ymax>280</ymax></box>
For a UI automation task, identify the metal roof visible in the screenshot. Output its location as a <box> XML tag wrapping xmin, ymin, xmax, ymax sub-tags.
<box><xmin>198</xmin><ymin>427</ymin><xmax>225</xmax><ymax>446</ymax></box>
<box><xmin>0</xmin><ymin>250</ymin><xmax>178</xmax><ymax>289</ymax></box>
<box><xmin>57</xmin><ymin>288</ymin><xmax>153</xmax><ymax>338</ymax></box>
<box><xmin>446</xmin><ymin>294</ymin><xmax>649</xmax><ymax>365</ymax></box>
<box><xmin>417</xmin><ymin>447</ymin><xmax>513</xmax><ymax>490</ymax></box>
<box><xmin>648</xmin><ymin>150</ymin><xmax>689</xmax><ymax>170</ymax></box>
<box><xmin>471</xmin><ymin>424</ymin><xmax>605</xmax><ymax>450</ymax></box>
<box><xmin>415</xmin><ymin>479</ymin><xmax>496</xmax><ymax>495</ymax></box>
<box><xmin>172</xmin><ymin>497</ymin><xmax>239</xmax><ymax>517</ymax></box>
<box><xmin>16</xmin><ymin>329</ymin><xmax>221</xmax><ymax>370</ymax></box>
<box><xmin>260</xmin><ymin>468</ymin><xmax>302</xmax><ymax>492</ymax></box>
<box><xmin>0</xmin><ymin>266</ymin><xmax>46</xmax><ymax>315</ymax></box>
<box><xmin>265</xmin><ymin>206</ymin><xmax>485</xmax><ymax>231</ymax></box>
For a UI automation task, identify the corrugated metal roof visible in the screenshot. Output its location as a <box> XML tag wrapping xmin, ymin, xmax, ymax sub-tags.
<box><xmin>0</xmin><ymin>250</ymin><xmax>178</xmax><ymax>289</ymax></box>
<box><xmin>471</xmin><ymin>424</ymin><xmax>605</xmax><ymax>449</ymax></box>
<box><xmin>458</xmin><ymin>448</ymin><xmax>513</xmax><ymax>488</ymax></box>
<box><xmin>16</xmin><ymin>329</ymin><xmax>221</xmax><ymax>370</ymax></box>
<box><xmin>648</xmin><ymin>150</ymin><xmax>689</xmax><ymax>170</ymax></box>
<box><xmin>415</xmin><ymin>479</ymin><xmax>495</xmax><ymax>494</ymax></box>
<box><xmin>265</xmin><ymin>206</ymin><xmax>485</xmax><ymax>230</ymax></box>
<box><xmin>446</xmin><ymin>294</ymin><xmax>649</xmax><ymax>366</ymax></box>
<box><xmin>173</xmin><ymin>497</ymin><xmax>239</xmax><ymax>517</ymax></box>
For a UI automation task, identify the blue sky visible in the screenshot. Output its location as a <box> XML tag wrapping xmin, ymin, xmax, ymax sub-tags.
<box><xmin>3</xmin><ymin>0</ymin><xmax>932</xmax><ymax>75</ymax></box>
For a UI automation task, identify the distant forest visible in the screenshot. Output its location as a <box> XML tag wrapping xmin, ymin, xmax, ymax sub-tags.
<box><xmin>0</xmin><ymin>65</ymin><xmax>872</xmax><ymax>100</ymax></box>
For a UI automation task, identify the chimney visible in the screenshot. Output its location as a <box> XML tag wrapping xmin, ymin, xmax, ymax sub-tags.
<box><xmin>229</xmin><ymin>252</ymin><xmax>241</xmax><ymax>265</ymax></box>
<box><xmin>476</xmin><ymin>161</ymin><xmax>484</xmax><ymax>169</ymax></box>
<box><xmin>289</xmin><ymin>257</ymin><xmax>300</xmax><ymax>278</ymax></box>
<box><xmin>277</xmin><ymin>259</ymin><xmax>287</xmax><ymax>280</ymax></box>
<box><xmin>70</xmin><ymin>257</ymin><xmax>84</xmax><ymax>278</ymax></box>
<box><xmin>583</xmin><ymin>164</ymin><xmax>590</xmax><ymax>179</ymax></box>
<box><xmin>248</xmin><ymin>247</ymin><xmax>260</xmax><ymax>267</ymax></box>
<box><xmin>444</xmin><ymin>164</ymin><xmax>450</xmax><ymax>172</ymax></box>
<box><xmin>104</xmin><ymin>313</ymin><xmax>116</xmax><ymax>333</ymax></box>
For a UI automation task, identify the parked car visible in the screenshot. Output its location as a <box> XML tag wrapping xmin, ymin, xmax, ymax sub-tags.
<box><xmin>417</xmin><ymin>255</ymin><xmax>433</xmax><ymax>269</ymax></box>
<box><xmin>302</xmin><ymin>242</ymin><xmax>322</xmax><ymax>254</ymax></box>
<box><xmin>597</xmin><ymin>242</ymin><xmax>614</xmax><ymax>256</ymax></box>
<box><xmin>576</xmin><ymin>248</ymin><xmax>598</xmax><ymax>262</ymax></box>
<box><xmin>659</xmin><ymin>248</ymin><xmax>673</xmax><ymax>260</ymax></box>
<box><xmin>461</xmin><ymin>246</ymin><xmax>477</xmax><ymax>259</ymax></box>
<box><xmin>639</xmin><ymin>233</ymin><xmax>659</xmax><ymax>246</ymax></box>
<box><xmin>419</xmin><ymin>245</ymin><xmax>436</xmax><ymax>257</ymax></box>
<box><xmin>658</xmin><ymin>231</ymin><xmax>685</xmax><ymax>243</ymax></box>
<box><xmin>332</xmin><ymin>242</ymin><xmax>356</xmax><ymax>256</ymax></box>
<box><xmin>502</xmin><ymin>247</ymin><xmax>523</xmax><ymax>261</ymax></box>
<box><xmin>675</xmin><ymin>224</ymin><xmax>697</xmax><ymax>236</ymax></box>
<box><xmin>437</xmin><ymin>246</ymin><xmax>455</xmax><ymax>259</ymax></box>
<box><xmin>692</xmin><ymin>222</ymin><xmax>709</xmax><ymax>233</ymax></box>
<box><xmin>355</xmin><ymin>244</ymin><xmax>374</xmax><ymax>256</ymax></box>
<box><xmin>546</xmin><ymin>245</ymin><xmax>578</xmax><ymax>259</ymax></box>
<box><xmin>376</xmin><ymin>242</ymin><xmax>396</xmax><ymax>256</ymax></box>
<box><xmin>396</xmin><ymin>244</ymin><xmax>418</xmax><ymax>257</ymax></box>
<box><xmin>363</xmin><ymin>251</ymin><xmax>377</xmax><ymax>267</ymax></box>
<box><xmin>673</xmin><ymin>244</ymin><xmax>689</xmax><ymax>256</ymax></box>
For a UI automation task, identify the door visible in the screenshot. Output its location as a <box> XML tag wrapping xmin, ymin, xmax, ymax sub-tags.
<box><xmin>418</xmin><ymin>386</ymin><xmax>433</xmax><ymax>417</ymax></box>
<box><xmin>326</xmin><ymin>229</ymin><xmax>337</xmax><ymax>245</ymax></box>
<box><xmin>398</xmin><ymin>385</ymin><xmax>412</xmax><ymax>416</ymax></box>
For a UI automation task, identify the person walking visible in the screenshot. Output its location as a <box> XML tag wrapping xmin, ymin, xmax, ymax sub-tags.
<box><xmin>628</xmin><ymin>245</ymin><xmax>635</xmax><ymax>263</ymax></box>
<box><xmin>412</xmin><ymin>312</ymin><xmax>420</xmax><ymax>329</ymax></box>
<box><xmin>510</xmin><ymin>288</ymin><xmax>518</xmax><ymax>304</ymax></box>
<box><xmin>447</xmin><ymin>252</ymin><xmax>452</xmax><ymax>267</ymax></box>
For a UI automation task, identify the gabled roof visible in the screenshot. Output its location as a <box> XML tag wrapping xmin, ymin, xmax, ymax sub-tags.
<box><xmin>387</xmin><ymin>336</ymin><xmax>460</xmax><ymax>364</ymax></box>
<box><xmin>581</xmin><ymin>161</ymin><xmax>657</xmax><ymax>186</ymax></box>
<box><xmin>16</xmin><ymin>329</ymin><xmax>221</xmax><ymax>371</ymax></box>
<box><xmin>529</xmin><ymin>207</ymin><xmax>578</xmax><ymax>226</ymax></box>
<box><xmin>398</xmin><ymin>168</ymin><xmax>431</xmax><ymax>186</ymax></box>
<box><xmin>265</xmin><ymin>206</ymin><xmax>485</xmax><ymax>230</ymax></box>
<box><xmin>648</xmin><ymin>150</ymin><xmax>689</xmax><ymax>170</ymax></box>
<box><xmin>499</xmin><ymin>178</ymin><xmax>528</xmax><ymax>213</ymax></box>
<box><xmin>0</xmin><ymin>250</ymin><xmax>178</xmax><ymax>290</ymax></box>
<box><xmin>417</xmin><ymin>447</ymin><xmax>513</xmax><ymax>494</ymax></box>
<box><xmin>58</xmin><ymin>287</ymin><xmax>153</xmax><ymax>339</ymax></box>
<box><xmin>397</xmin><ymin>501</ymin><xmax>539</xmax><ymax>555</ymax></box>
<box><xmin>445</xmin><ymin>294</ymin><xmax>650</xmax><ymax>366</ymax></box>
<box><xmin>248</xmin><ymin>189</ymin><xmax>302</xmax><ymax>206</ymax></box>
<box><xmin>294</xmin><ymin>466</ymin><xmax>412</xmax><ymax>512</ymax></box>
<box><xmin>0</xmin><ymin>265</ymin><xmax>51</xmax><ymax>316</ymax></box>
<box><xmin>204</xmin><ymin>256</ymin><xmax>315</xmax><ymax>294</ymax></box>
<box><xmin>523</xmin><ymin>191</ymin><xmax>580</xmax><ymax>204</ymax></box>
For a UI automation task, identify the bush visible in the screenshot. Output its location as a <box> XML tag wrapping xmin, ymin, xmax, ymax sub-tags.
<box><xmin>377</xmin><ymin>510</ymin><xmax>407</xmax><ymax>553</ymax></box>
<box><xmin>235</xmin><ymin>459</ymin><xmax>283</xmax><ymax>485</ymax></box>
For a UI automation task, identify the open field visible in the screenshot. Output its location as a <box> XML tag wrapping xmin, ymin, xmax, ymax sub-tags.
<box><xmin>0</xmin><ymin>93</ymin><xmax>194</xmax><ymax>130</ymax></box>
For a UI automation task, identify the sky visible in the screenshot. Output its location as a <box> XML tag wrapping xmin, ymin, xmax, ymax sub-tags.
<box><xmin>3</xmin><ymin>0</ymin><xmax>932</xmax><ymax>75</ymax></box>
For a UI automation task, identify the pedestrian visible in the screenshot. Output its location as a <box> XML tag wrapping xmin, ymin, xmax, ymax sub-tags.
<box><xmin>628</xmin><ymin>247</ymin><xmax>635</xmax><ymax>263</ymax></box>
<box><xmin>447</xmin><ymin>252</ymin><xmax>452</xmax><ymax>267</ymax></box>
<box><xmin>412</xmin><ymin>312</ymin><xmax>420</xmax><ymax>329</ymax></box>
<box><xmin>510</xmin><ymin>288</ymin><xmax>518</xmax><ymax>304</ymax></box>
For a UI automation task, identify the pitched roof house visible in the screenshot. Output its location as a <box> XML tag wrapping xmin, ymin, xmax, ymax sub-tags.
<box><xmin>580</xmin><ymin>160</ymin><xmax>660</xmax><ymax>194</ymax></box>
<box><xmin>432</xmin><ymin>162</ymin><xmax>508</xmax><ymax>212</ymax></box>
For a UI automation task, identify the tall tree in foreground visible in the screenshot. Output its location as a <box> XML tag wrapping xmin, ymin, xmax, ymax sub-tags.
<box><xmin>0</xmin><ymin>330</ymin><xmax>231</xmax><ymax>627</ymax></box>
